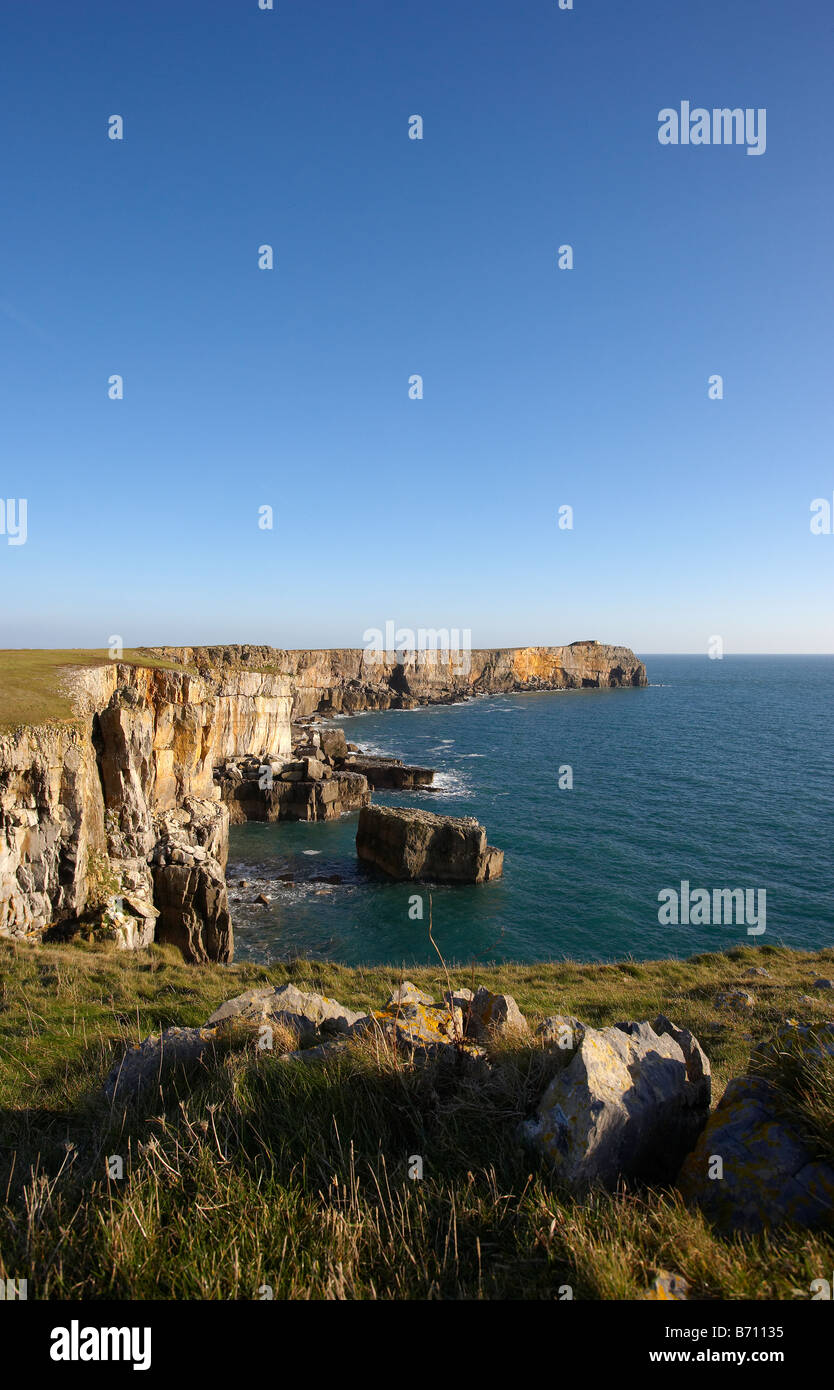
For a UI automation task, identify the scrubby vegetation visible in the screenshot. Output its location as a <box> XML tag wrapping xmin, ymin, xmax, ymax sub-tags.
<box><xmin>0</xmin><ymin>937</ymin><xmax>832</xmax><ymax>1299</ymax></box>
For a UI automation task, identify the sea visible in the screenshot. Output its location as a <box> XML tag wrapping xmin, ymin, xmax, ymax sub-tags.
<box><xmin>227</xmin><ymin>656</ymin><xmax>834</xmax><ymax>966</ymax></box>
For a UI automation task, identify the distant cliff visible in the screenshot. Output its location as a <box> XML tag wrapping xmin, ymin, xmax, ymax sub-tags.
<box><xmin>0</xmin><ymin>641</ymin><xmax>645</xmax><ymax>957</ymax></box>
<box><xmin>147</xmin><ymin>641</ymin><xmax>647</xmax><ymax>719</ymax></box>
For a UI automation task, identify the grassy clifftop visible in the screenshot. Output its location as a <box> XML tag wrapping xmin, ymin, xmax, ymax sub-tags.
<box><xmin>0</xmin><ymin>649</ymin><xmax>194</xmax><ymax>731</ymax></box>
<box><xmin>1</xmin><ymin>938</ymin><xmax>833</xmax><ymax>1300</ymax></box>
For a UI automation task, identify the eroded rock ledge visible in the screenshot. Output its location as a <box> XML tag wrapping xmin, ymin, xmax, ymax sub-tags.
<box><xmin>0</xmin><ymin>640</ymin><xmax>644</xmax><ymax>959</ymax></box>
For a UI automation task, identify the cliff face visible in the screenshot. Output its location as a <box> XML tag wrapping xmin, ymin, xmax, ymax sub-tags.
<box><xmin>0</xmin><ymin>640</ymin><xmax>644</xmax><ymax>958</ymax></box>
<box><xmin>0</xmin><ymin>662</ymin><xmax>292</xmax><ymax>951</ymax></box>
<box><xmin>148</xmin><ymin>641</ymin><xmax>647</xmax><ymax>719</ymax></box>
<box><xmin>0</xmin><ymin>722</ymin><xmax>107</xmax><ymax>939</ymax></box>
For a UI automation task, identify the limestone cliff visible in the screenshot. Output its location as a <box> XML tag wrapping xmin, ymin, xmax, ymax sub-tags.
<box><xmin>0</xmin><ymin>661</ymin><xmax>291</xmax><ymax>955</ymax></box>
<box><xmin>148</xmin><ymin>640</ymin><xmax>647</xmax><ymax>719</ymax></box>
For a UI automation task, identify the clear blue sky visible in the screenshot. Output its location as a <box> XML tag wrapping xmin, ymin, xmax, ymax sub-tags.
<box><xmin>1</xmin><ymin>0</ymin><xmax>832</xmax><ymax>653</ymax></box>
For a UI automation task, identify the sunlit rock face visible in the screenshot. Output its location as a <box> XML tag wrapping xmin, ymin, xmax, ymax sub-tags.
<box><xmin>355</xmin><ymin>805</ymin><xmax>504</xmax><ymax>884</ymax></box>
<box><xmin>524</xmin><ymin>1018</ymin><xmax>711</xmax><ymax>1187</ymax></box>
<box><xmin>148</xmin><ymin>641</ymin><xmax>647</xmax><ymax>718</ymax></box>
<box><xmin>0</xmin><ymin>661</ymin><xmax>292</xmax><ymax>956</ymax></box>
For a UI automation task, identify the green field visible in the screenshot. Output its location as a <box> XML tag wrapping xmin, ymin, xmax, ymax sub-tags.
<box><xmin>0</xmin><ymin>936</ymin><xmax>832</xmax><ymax>1300</ymax></box>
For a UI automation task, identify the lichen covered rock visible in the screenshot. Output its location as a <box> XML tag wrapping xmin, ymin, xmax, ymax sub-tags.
<box><xmin>206</xmin><ymin>982</ymin><xmax>366</xmax><ymax>1039</ymax></box>
<box><xmin>535</xmin><ymin>1015</ymin><xmax>585</xmax><ymax>1053</ymax></box>
<box><xmin>467</xmin><ymin>987</ymin><xmax>529</xmax><ymax>1039</ymax></box>
<box><xmin>677</xmin><ymin>1073</ymin><xmax>834</xmax><ymax>1232</ymax></box>
<box><xmin>386</xmin><ymin>981</ymin><xmax>435</xmax><ymax>1008</ymax></box>
<box><xmin>357</xmin><ymin>999</ymin><xmax>462</xmax><ymax>1052</ymax></box>
<box><xmin>525</xmin><ymin>1018</ymin><xmax>710</xmax><ymax>1187</ymax></box>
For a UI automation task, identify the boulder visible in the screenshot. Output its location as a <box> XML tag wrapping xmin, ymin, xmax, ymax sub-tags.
<box><xmin>467</xmin><ymin>987</ymin><xmax>529</xmax><ymax>1039</ymax></box>
<box><xmin>443</xmin><ymin>986</ymin><xmax>475</xmax><ymax>1021</ymax></box>
<box><xmin>751</xmin><ymin>1020</ymin><xmax>834</xmax><ymax>1066</ymax></box>
<box><xmin>536</xmin><ymin>1014</ymin><xmax>585</xmax><ymax>1054</ymax></box>
<box><xmin>677</xmin><ymin>1074</ymin><xmax>834</xmax><ymax>1232</ymax></box>
<box><xmin>206</xmin><ymin>982</ymin><xmax>366</xmax><ymax>1040</ymax></box>
<box><xmin>716</xmin><ymin>989</ymin><xmax>755</xmax><ymax>1012</ymax></box>
<box><xmin>354</xmin><ymin>999</ymin><xmax>462</xmax><ymax>1053</ymax></box>
<box><xmin>356</xmin><ymin>805</ymin><xmax>503</xmax><ymax>883</ymax></box>
<box><xmin>644</xmin><ymin>1013</ymin><xmax>711</xmax><ymax>1110</ymax></box>
<box><xmin>524</xmin><ymin>1018</ymin><xmax>711</xmax><ymax>1187</ymax></box>
<box><xmin>318</xmin><ymin>728</ymin><xmax>348</xmax><ymax>761</ymax></box>
<box><xmin>386</xmin><ymin>981</ymin><xmax>435</xmax><ymax>1008</ymax></box>
<box><xmin>104</xmin><ymin>1026</ymin><xmax>217</xmax><ymax>1101</ymax></box>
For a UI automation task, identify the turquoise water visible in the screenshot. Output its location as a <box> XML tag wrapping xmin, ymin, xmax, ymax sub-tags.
<box><xmin>228</xmin><ymin>656</ymin><xmax>834</xmax><ymax>966</ymax></box>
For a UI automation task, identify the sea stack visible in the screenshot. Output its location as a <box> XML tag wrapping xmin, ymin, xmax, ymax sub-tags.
<box><xmin>356</xmin><ymin>805</ymin><xmax>504</xmax><ymax>883</ymax></box>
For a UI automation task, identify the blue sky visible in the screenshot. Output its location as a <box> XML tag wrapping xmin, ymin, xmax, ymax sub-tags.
<box><xmin>1</xmin><ymin>0</ymin><xmax>832</xmax><ymax>653</ymax></box>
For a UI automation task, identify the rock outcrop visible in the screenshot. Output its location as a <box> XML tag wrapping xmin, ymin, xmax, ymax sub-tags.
<box><xmin>467</xmin><ymin>987</ymin><xmax>529</xmax><ymax>1038</ymax></box>
<box><xmin>206</xmin><ymin>981</ymin><xmax>368</xmax><ymax>1038</ymax></box>
<box><xmin>341</xmin><ymin>755</ymin><xmax>435</xmax><ymax>790</ymax></box>
<box><xmin>677</xmin><ymin>1075</ymin><xmax>834</xmax><ymax>1232</ymax></box>
<box><xmin>103</xmin><ymin>981</ymin><xmax>716</xmax><ymax>1213</ymax></box>
<box><xmin>212</xmin><ymin>720</ymin><xmax>435</xmax><ymax>823</ymax></box>
<box><xmin>0</xmin><ymin>721</ymin><xmax>107</xmax><ymax>938</ymax></box>
<box><xmin>216</xmin><ymin>759</ymin><xmax>371</xmax><ymax>824</ymax></box>
<box><xmin>104</xmin><ymin>1025</ymin><xmax>218</xmax><ymax>1101</ymax></box>
<box><xmin>151</xmin><ymin>851</ymin><xmax>232</xmax><ymax>965</ymax></box>
<box><xmin>355</xmin><ymin>805</ymin><xmax>504</xmax><ymax>883</ymax></box>
<box><xmin>524</xmin><ymin>1017</ymin><xmax>711</xmax><ymax>1187</ymax></box>
<box><xmin>677</xmin><ymin>1022</ymin><xmax>834</xmax><ymax>1232</ymax></box>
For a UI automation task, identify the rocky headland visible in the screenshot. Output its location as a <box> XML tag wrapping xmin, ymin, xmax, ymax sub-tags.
<box><xmin>0</xmin><ymin>641</ymin><xmax>645</xmax><ymax>961</ymax></box>
<box><xmin>148</xmin><ymin>640</ymin><xmax>647</xmax><ymax>717</ymax></box>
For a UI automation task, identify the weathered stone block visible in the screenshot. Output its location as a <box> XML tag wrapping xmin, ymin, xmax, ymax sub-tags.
<box><xmin>356</xmin><ymin>805</ymin><xmax>503</xmax><ymax>883</ymax></box>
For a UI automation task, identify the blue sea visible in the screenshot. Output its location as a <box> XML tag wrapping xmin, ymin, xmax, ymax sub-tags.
<box><xmin>228</xmin><ymin>656</ymin><xmax>834</xmax><ymax>966</ymax></box>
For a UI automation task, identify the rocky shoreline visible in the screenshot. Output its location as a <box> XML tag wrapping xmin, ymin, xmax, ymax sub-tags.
<box><xmin>0</xmin><ymin>641</ymin><xmax>646</xmax><ymax>962</ymax></box>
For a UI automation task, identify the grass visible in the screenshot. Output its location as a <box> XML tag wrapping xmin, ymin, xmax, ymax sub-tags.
<box><xmin>0</xmin><ymin>649</ymin><xmax>194</xmax><ymax>731</ymax></box>
<box><xmin>0</xmin><ymin>936</ymin><xmax>832</xmax><ymax>1300</ymax></box>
